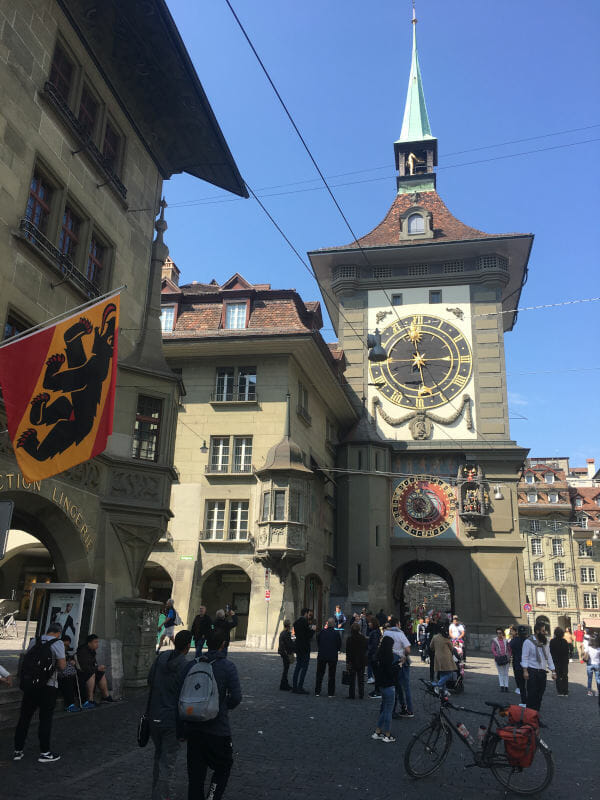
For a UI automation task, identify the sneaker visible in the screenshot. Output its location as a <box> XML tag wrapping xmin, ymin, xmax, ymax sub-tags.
<box><xmin>381</xmin><ymin>735</ymin><xmax>396</xmax><ymax>743</ymax></box>
<box><xmin>82</xmin><ymin>700</ymin><xmax>97</xmax><ymax>709</ymax></box>
<box><xmin>400</xmin><ymin>710</ymin><xmax>415</xmax><ymax>718</ymax></box>
<box><xmin>588</xmin><ymin>690</ymin><xmax>594</xmax><ymax>696</ymax></box>
<box><xmin>371</xmin><ymin>732</ymin><xmax>384</xmax><ymax>740</ymax></box>
<box><xmin>101</xmin><ymin>695</ymin><xmax>115</xmax><ymax>703</ymax></box>
<box><xmin>515</xmin><ymin>688</ymin><xmax>520</xmax><ymax>694</ymax></box>
<box><xmin>392</xmin><ymin>712</ymin><xmax>403</xmax><ymax>719</ymax></box>
<box><xmin>66</xmin><ymin>704</ymin><xmax>82</xmax><ymax>713</ymax></box>
<box><xmin>38</xmin><ymin>752</ymin><xmax>61</xmax><ymax>763</ymax></box>
<box><xmin>369</xmin><ymin>692</ymin><xmax>382</xmax><ymax>699</ymax></box>
<box><xmin>314</xmin><ymin>692</ymin><xmax>320</xmax><ymax>697</ymax></box>
<box><xmin>13</xmin><ymin>750</ymin><xmax>24</xmax><ymax>761</ymax></box>
<box><xmin>367</xmin><ymin>677</ymin><xmax>375</xmax><ymax>684</ymax></box>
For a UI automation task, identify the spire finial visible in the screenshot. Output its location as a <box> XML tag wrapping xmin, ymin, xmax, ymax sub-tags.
<box><xmin>397</xmin><ymin>1</ymin><xmax>433</xmax><ymax>144</ymax></box>
<box><xmin>412</xmin><ymin>0</ymin><xmax>417</xmax><ymax>24</ymax></box>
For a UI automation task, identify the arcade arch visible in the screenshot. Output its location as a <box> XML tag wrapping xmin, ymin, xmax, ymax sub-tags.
<box><xmin>198</xmin><ymin>564</ymin><xmax>251</xmax><ymax>641</ymax></box>
<box><xmin>393</xmin><ymin>560</ymin><xmax>455</xmax><ymax>628</ymax></box>
<box><xmin>138</xmin><ymin>561</ymin><xmax>173</xmax><ymax>605</ymax></box>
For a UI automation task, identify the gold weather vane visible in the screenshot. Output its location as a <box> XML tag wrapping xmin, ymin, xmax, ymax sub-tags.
<box><xmin>412</xmin><ymin>0</ymin><xmax>417</xmax><ymax>25</ymax></box>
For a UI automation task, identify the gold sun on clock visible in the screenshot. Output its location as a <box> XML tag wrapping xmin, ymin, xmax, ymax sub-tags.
<box><xmin>369</xmin><ymin>314</ymin><xmax>472</xmax><ymax>410</ymax></box>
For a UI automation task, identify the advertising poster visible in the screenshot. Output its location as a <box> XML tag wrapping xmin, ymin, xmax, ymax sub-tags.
<box><xmin>43</xmin><ymin>590</ymin><xmax>81</xmax><ymax>644</ymax></box>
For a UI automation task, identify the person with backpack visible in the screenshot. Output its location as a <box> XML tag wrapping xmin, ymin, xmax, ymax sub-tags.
<box><xmin>521</xmin><ymin>621</ymin><xmax>556</xmax><ymax>711</ymax></box>
<box><xmin>13</xmin><ymin>621</ymin><xmax>66</xmax><ymax>763</ymax></box>
<box><xmin>157</xmin><ymin>599</ymin><xmax>178</xmax><ymax>653</ymax></box>
<box><xmin>147</xmin><ymin>629</ymin><xmax>192</xmax><ymax>800</ymax></box>
<box><xmin>178</xmin><ymin>629</ymin><xmax>242</xmax><ymax>800</ymax></box>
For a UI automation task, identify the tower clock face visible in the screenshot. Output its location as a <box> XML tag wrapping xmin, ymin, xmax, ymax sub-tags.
<box><xmin>392</xmin><ymin>476</ymin><xmax>457</xmax><ymax>537</ymax></box>
<box><xmin>369</xmin><ymin>314</ymin><xmax>472</xmax><ymax>409</ymax></box>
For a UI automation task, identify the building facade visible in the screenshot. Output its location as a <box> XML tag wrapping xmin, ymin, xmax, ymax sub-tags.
<box><xmin>519</xmin><ymin>457</ymin><xmax>600</xmax><ymax>632</ymax></box>
<box><xmin>309</xmin><ymin>16</ymin><xmax>532</xmax><ymax>646</ymax></box>
<box><xmin>0</xmin><ymin>0</ymin><xmax>245</xmax><ymax>679</ymax></box>
<box><xmin>153</xmin><ymin>269</ymin><xmax>357</xmax><ymax>647</ymax></box>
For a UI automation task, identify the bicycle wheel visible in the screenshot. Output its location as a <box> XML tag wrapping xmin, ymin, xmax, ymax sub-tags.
<box><xmin>489</xmin><ymin>734</ymin><xmax>554</xmax><ymax>796</ymax></box>
<box><xmin>404</xmin><ymin>719</ymin><xmax>452</xmax><ymax>778</ymax></box>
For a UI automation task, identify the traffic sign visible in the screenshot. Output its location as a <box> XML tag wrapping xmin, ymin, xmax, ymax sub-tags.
<box><xmin>265</xmin><ymin>589</ymin><xmax>271</xmax><ymax>601</ymax></box>
<box><xmin>523</xmin><ymin>603</ymin><xmax>532</xmax><ymax>612</ymax></box>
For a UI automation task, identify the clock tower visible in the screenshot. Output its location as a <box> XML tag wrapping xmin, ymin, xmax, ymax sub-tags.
<box><xmin>309</xmin><ymin>10</ymin><xmax>532</xmax><ymax>646</ymax></box>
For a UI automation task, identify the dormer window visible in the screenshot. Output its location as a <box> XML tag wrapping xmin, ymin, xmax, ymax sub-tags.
<box><xmin>160</xmin><ymin>305</ymin><xmax>176</xmax><ymax>332</ymax></box>
<box><xmin>575</xmin><ymin>497</ymin><xmax>583</xmax><ymax>508</ymax></box>
<box><xmin>544</xmin><ymin>472</ymin><xmax>554</xmax><ymax>484</ymax></box>
<box><xmin>407</xmin><ymin>213</ymin><xmax>425</xmax><ymax>234</ymax></box>
<box><xmin>525</xmin><ymin>473</ymin><xmax>534</xmax><ymax>484</ymax></box>
<box><xmin>224</xmin><ymin>301</ymin><xmax>248</xmax><ymax>329</ymax></box>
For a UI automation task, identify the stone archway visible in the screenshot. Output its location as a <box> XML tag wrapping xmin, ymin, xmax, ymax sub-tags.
<box><xmin>393</xmin><ymin>560</ymin><xmax>455</xmax><ymax>629</ymax></box>
<box><xmin>138</xmin><ymin>561</ymin><xmax>173</xmax><ymax>605</ymax></box>
<box><xmin>199</xmin><ymin>564</ymin><xmax>252</xmax><ymax>640</ymax></box>
<box><xmin>0</xmin><ymin>490</ymin><xmax>92</xmax><ymax>584</ymax></box>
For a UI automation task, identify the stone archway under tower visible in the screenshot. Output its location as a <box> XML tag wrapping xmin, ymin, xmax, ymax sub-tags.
<box><xmin>198</xmin><ymin>564</ymin><xmax>252</xmax><ymax>641</ymax></box>
<box><xmin>393</xmin><ymin>560</ymin><xmax>455</xmax><ymax>629</ymax></box>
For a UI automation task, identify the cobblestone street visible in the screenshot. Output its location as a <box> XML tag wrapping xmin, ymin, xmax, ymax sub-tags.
<box><xmin>0</xmin><ymin>647</ymin><xmax>597</xmax><ymax>800</ymax></box>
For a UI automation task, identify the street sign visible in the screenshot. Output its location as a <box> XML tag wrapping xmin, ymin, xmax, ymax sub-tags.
<box><xmin>0</xmin><ymin>500</ymin><xmax>14</xmax><ymax>560</ymax></box>
<box><xmin>265</xmin><ymin>589</ymin><xmax>271</xmax><ymax>601</ymax></box>
<box><xmin>523</xmin><ymin>603</ymin><xmax>532</xmax><ymax>612</ymax></box>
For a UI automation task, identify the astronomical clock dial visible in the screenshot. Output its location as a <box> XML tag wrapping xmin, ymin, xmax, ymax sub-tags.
<box><xmin>369</xmin><ymin>314</ymin><xmax>472</xmax><ymax>409</ymax></box>
<box><xmin>392</xmin><ymin>476</ymin><xmax>457</xmax><ymax>537</ymax></box>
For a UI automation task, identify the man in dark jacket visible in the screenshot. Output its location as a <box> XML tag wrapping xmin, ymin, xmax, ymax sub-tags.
<box><xmin>76</xmin><ymin>634</ymin><xmax>113</xmax><ymax>708</ymax></box>
<box><xmin>292</xmin><ymin>608</ymin><xmax>315</xmax><ymax>694</ymax></box>
<box><xmin>314</xmin><ymin>617</ymin><xmax>342</xmax><ymax>697</ymax></box>
<box><xmin>213</xmin><ymin>609</ymin><xmax>238</xmax><ymax>653</ymax></box>
<box><xmin>191</xmin><ymin>606</ymin><xmax>213</xmax><ymax>656</ymax></box>
<box><xmin>511</xmin><ymin>625</ymin><xmax>529</xmax><ymax>704</ymax></box>
<box><xmin>147</xmin><ymin>630</ymin><xmax>192</xmax><ymax>800</ymax></box>
<box><xmin>179</xmin><ymin>630</ymin><xmax>242</xmax><ymax>800</ymax></box>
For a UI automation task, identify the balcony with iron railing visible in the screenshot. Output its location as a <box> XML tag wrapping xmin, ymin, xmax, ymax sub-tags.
<box><xmin>41</xmin><ymin>82</ymin><xmax>127</xmax><ymax>203</ymax></box>
<box><xmin>209</xmin><ymin>390</ymin><xmax>258</xmax><ymax>404</ymax></box>
<box><xmin>15</xmin><ymin>219</ymin><xmax>101</xmax><ymax>299</ymax></box>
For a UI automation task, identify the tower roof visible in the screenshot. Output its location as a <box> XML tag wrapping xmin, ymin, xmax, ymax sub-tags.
<box><xmin>396</xmin><ymin>8</ymin><xmax>434</xmax><ymax>144</ymax></box>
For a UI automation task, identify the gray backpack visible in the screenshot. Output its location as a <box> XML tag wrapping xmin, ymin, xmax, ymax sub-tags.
<box><xmin>178</xmin><ymin>657</ymin><xmax>220</xmax><ymax>722</ymax></box>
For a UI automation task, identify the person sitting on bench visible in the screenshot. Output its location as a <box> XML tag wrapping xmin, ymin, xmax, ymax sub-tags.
<box><xmin>76</xmin><ymin>634</ymin><xmax>114</xmax><ymax>708</ymax></box>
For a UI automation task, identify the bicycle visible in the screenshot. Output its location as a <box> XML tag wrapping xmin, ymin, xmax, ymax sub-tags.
<box><xmin>404</xmin><ymin>679</ymin><xmax>554</xmax><ymax>796</ymax></box>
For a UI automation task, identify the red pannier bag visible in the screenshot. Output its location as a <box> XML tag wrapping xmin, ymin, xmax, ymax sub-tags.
<box><xmin>497</xmin><ymin>705</ymin><xmax>540</xmax><ymax>768</ymax></box>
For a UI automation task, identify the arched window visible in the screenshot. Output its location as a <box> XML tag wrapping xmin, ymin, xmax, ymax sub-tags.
<box><xmin>407</xmin><ymin>213</ymin><xmax>425</xmax><ymax>234</ymax></box>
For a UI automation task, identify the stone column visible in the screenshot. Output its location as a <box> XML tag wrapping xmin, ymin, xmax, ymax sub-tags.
<box><xmin>115</xmin><ymin>597</ymin><xmax>162</xmax><ymax>687</ymax></box>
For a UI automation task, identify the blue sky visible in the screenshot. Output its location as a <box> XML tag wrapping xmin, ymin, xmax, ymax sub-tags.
<box><xmin>164</xmin><ymin>0</ymin><xmax>600</xmax><ymax>465</ymax></box>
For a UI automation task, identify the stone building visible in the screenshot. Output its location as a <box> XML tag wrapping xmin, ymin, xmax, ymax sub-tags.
<box><xmin>519</xmin><ymin>457</ymin><xmax>600</xmax><ymax>632</ymax></box>
<box><xmin>308</xmin><ymin>14</ymin><xmax>532</xmax><ymax>646</ymax></box>
<box><xmin>152</xmin><ymin>269</ymin><xmax>357</xmax><ymax>647</ymax></box>
<box><xmin>0</xmin><ymin>0</ymin><xmax>245</xmax><ymax>679</ymax></box>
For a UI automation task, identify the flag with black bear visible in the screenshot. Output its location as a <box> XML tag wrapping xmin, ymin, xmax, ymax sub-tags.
<box><xmin>0</xmin><ymin>294</ymin><xmax>120</xmax><ymax>482</ymax></box>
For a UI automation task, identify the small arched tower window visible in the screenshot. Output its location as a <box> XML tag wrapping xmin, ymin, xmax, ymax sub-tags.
<box><xmin>407</xmin><ymin>213</ymin><xmax>425</xmax><ymax>234</ymax></box>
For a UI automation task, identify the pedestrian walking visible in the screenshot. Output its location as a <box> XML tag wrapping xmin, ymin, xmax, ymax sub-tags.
<box><xmin>147</xmin><ymin>630</ymin><xmax>192</xmax><ymax>800</ymax></box>
<box><xmin>315</xmin><ymin>618</ymin><xmax>342</xmax><ymax>697</ymax></box>
<box><xmin>191</xmin><ymin>606</ymin><xmax>213</xmax><ymax>656</ymax></box>
<box><xmin>157</xmin><ymin>599</ymin><xmax>177</xmax><ymax>652</ymax></box>
<box><xmin>426</xmin><ymin>613</ymin><xmax>441</xmax><ymax>681</ymax></box>
<box><xmin>371</xmin><ymin>635</ymin><xmax>397</xmax><ymax>743</ymax></box>
<box><xmin>563</xmin><ymin>627</ymin><xmax>574</xmax><ymax>660</ymax></box>
<box><xmin>277</xmin><ymin>619</ymin><xmax>295</xmax><ymax>691</ymax></box>
<box><xmin>491</xmin><ymin>628</ymin><xmax>512</xmax><ymax>692</ymax></box>
<box><xmin>13</xmin><ymin>622</ymin><xmax>65</xmax><ymax>763</ymax></box>
<box><xmin>510</xmin><ymin>625</ymin><xmax>529</xmax><ymax>703</ymax></box>
<box><xmin>367</xmin><ymin>617</ymin><xmax>381</xmax><ymax>685</ymax></box>
<box><xmin>429</xmin><ymin>623</ymin><xmax>456</xmax><ymax>693</ymax></box>
<box><xmin>292</xmin><ymin>608</ymin><xmax>315</xmax><ymax>694</ymax></box>
<box><xmin>345</xmin><ymin>622</ymin><xmax>367</xmax><ymax>699</ymax></box>
<box><xmin>549</xmin><ymin>628</ymin><xmax>570</xmax><ymax>696</ymax></box>
<box><xmin>383</xmin><ymin>617</ymin><xmax>413</xmax><ymax>718</ymax></box>
<box><xmin>575</xmin><ymin>623</ymin><xmax>585</xmax><ymax>661</ymax></box>
<box><xmin>584</xmin><ymin>633</ymin><xmax>600</xmax><ymax>697</ymax></box>
<box><xmin>521</xmin><ymin>621</ymin><xmax>556</xmax><ymax>711</ymax></box>
<box><xmin>179</xmin><ymin>630</ymin><xmax>242</xmax><ymax>800</ymax></box>
<box><xmin>416</xmin><ymin>618</ymin><xmax>427</xmax><ymax>661</ymax></box>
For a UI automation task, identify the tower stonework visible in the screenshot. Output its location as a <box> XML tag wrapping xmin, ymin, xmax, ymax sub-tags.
<box><xmin>309</xmin><ymin>14</ymin><xmax>532</xmax><ymax>646</ymax></box>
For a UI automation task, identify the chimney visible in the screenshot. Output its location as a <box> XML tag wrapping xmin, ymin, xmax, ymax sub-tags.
<box><xmin>587</xmin><ymin>458</ymin><xmax>595</xmax><ymax>479</ymax></box>
<box><xmin>161</xmin><ymin>256</ymin><xmax>180</xmax><ymax>286</ymax></box>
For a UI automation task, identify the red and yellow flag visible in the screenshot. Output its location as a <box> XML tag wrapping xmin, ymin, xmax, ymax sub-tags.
<box><xmin>0</xmin><ymin>295</ymin><xmax>120</xmax><ymax>482</ymax></box>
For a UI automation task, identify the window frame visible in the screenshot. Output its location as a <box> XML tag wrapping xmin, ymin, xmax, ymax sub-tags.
<box><xmin>205</xmin><ymin>500</ymin><xmax>226</xmax><ymax>540</ymax></box>
<box><xmin>209</xmin><ymin>437</ymin><xmax>230</xmax><ymax>473</ymax></box>
<box><xmin>529</xmin><ymin>520</ymin><xmax>541</xmax><ymax>533</ymax></box>
<box><xmin>583</xmin><ymin>592</ymin><xmax>598</xmax><ymax>610</ymax></box>
<box><xmin>131</xmin><ymin>394</ymin><xmax>163</xmax><ymax>462</ymax></box>
<box><xmin>232</xmin><ymin>436</ymin><xmax>253</xmax><ymax>473</ymax></box>
<box><xmin>222</xmin><ymin>300</ymin><xmax>249</xmax><ymax>330</ymax></box>
<box><xmin>407</xmin><ymin>213</ymin><xmax>425</xmax><ymax>234</ymax></box>
<box><xmin>544</xmin><ymin>472</ymin><xmax>555</xmax><ymax>484</ymax></box>
<box><xmin>3</xmin><ymin>309</ymin><xmax>33</xmax><ymax>342</ymax></box>
<box><xmin>228</xmin><ymin>500</ymin><xmax>249</xmax><ymax>540</ymax></box>
<box><xmin>160</xmin><ymin>304</ymin><xmax>177</xmax><ymax>333</ymax></box>
<box><xmin>554</xmin><ymin>562</ymin><xmax>566</xmax><ymax>582</ymax></box>
<box><xmin>533</xmin><ymin>562</ymin><xmax>544</xmax><ymax>581</ymax></box>
<box><xmin>548</xmin><ymin>492</ymin><xmax>559</xmax><ymax>504</ymax></box>
<box><xmin>534</xmin><ymin>588</ymin><xmax>547</xmax><ymax>606</ymax></box>
<box><xmin>525</xmin><ymin>473</ymin><xmax>534</xmax><ymax>484</ymax></box>
<box><xmin>527</xmin><ymin>492</ymin><xmax>538</xmax><ymax>503</ymax></box>
<box><xmin>429</xmin><ymin>289</ymin><xmax>442</xmax><ymax>304</ymax></box>
<box><xmin>392</xmin><ymin>294</ymin><xmax>403</xmax><ymax>306</ymax></box>
<box><xmin>48</xmin><ymin>41</ymin><xmax>75</xmax><ymax>105</ymax></box>
<box><xmin>551</xmin><ymin>538</ymin><xmax>564</xmax><ymax>556</ymax></box>
<box><xmin>556</xmin><ymin>588</ymin><xmax>568</xmax><ymax>609</ymax></box>
<box><xmin>531</xmin><ymin>538</ymin><xmax>542</xmax><ymax>555</ymax></box>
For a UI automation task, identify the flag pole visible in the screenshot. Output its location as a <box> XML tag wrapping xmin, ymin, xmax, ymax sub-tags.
<box><xmin>0</xmin><ymin>285</ymin><xmax>127</xmax><ymax>350</ymax></box>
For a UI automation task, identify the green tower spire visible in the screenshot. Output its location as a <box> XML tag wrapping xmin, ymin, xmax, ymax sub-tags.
<box><xmin>397</xmin><ymin>6</ymin><xmax>433</xmax><ymax>143</ymax></box>
<box><xmin>394</xmin><ymin>4</ymin><xmax>438</xmax><ymax>195</ymax></box>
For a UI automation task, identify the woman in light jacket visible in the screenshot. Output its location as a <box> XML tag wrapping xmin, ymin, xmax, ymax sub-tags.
<box><xmin>491</xmin><ymin>627</ymin><xmax>512</xmax><ymax>692</ymax></box>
